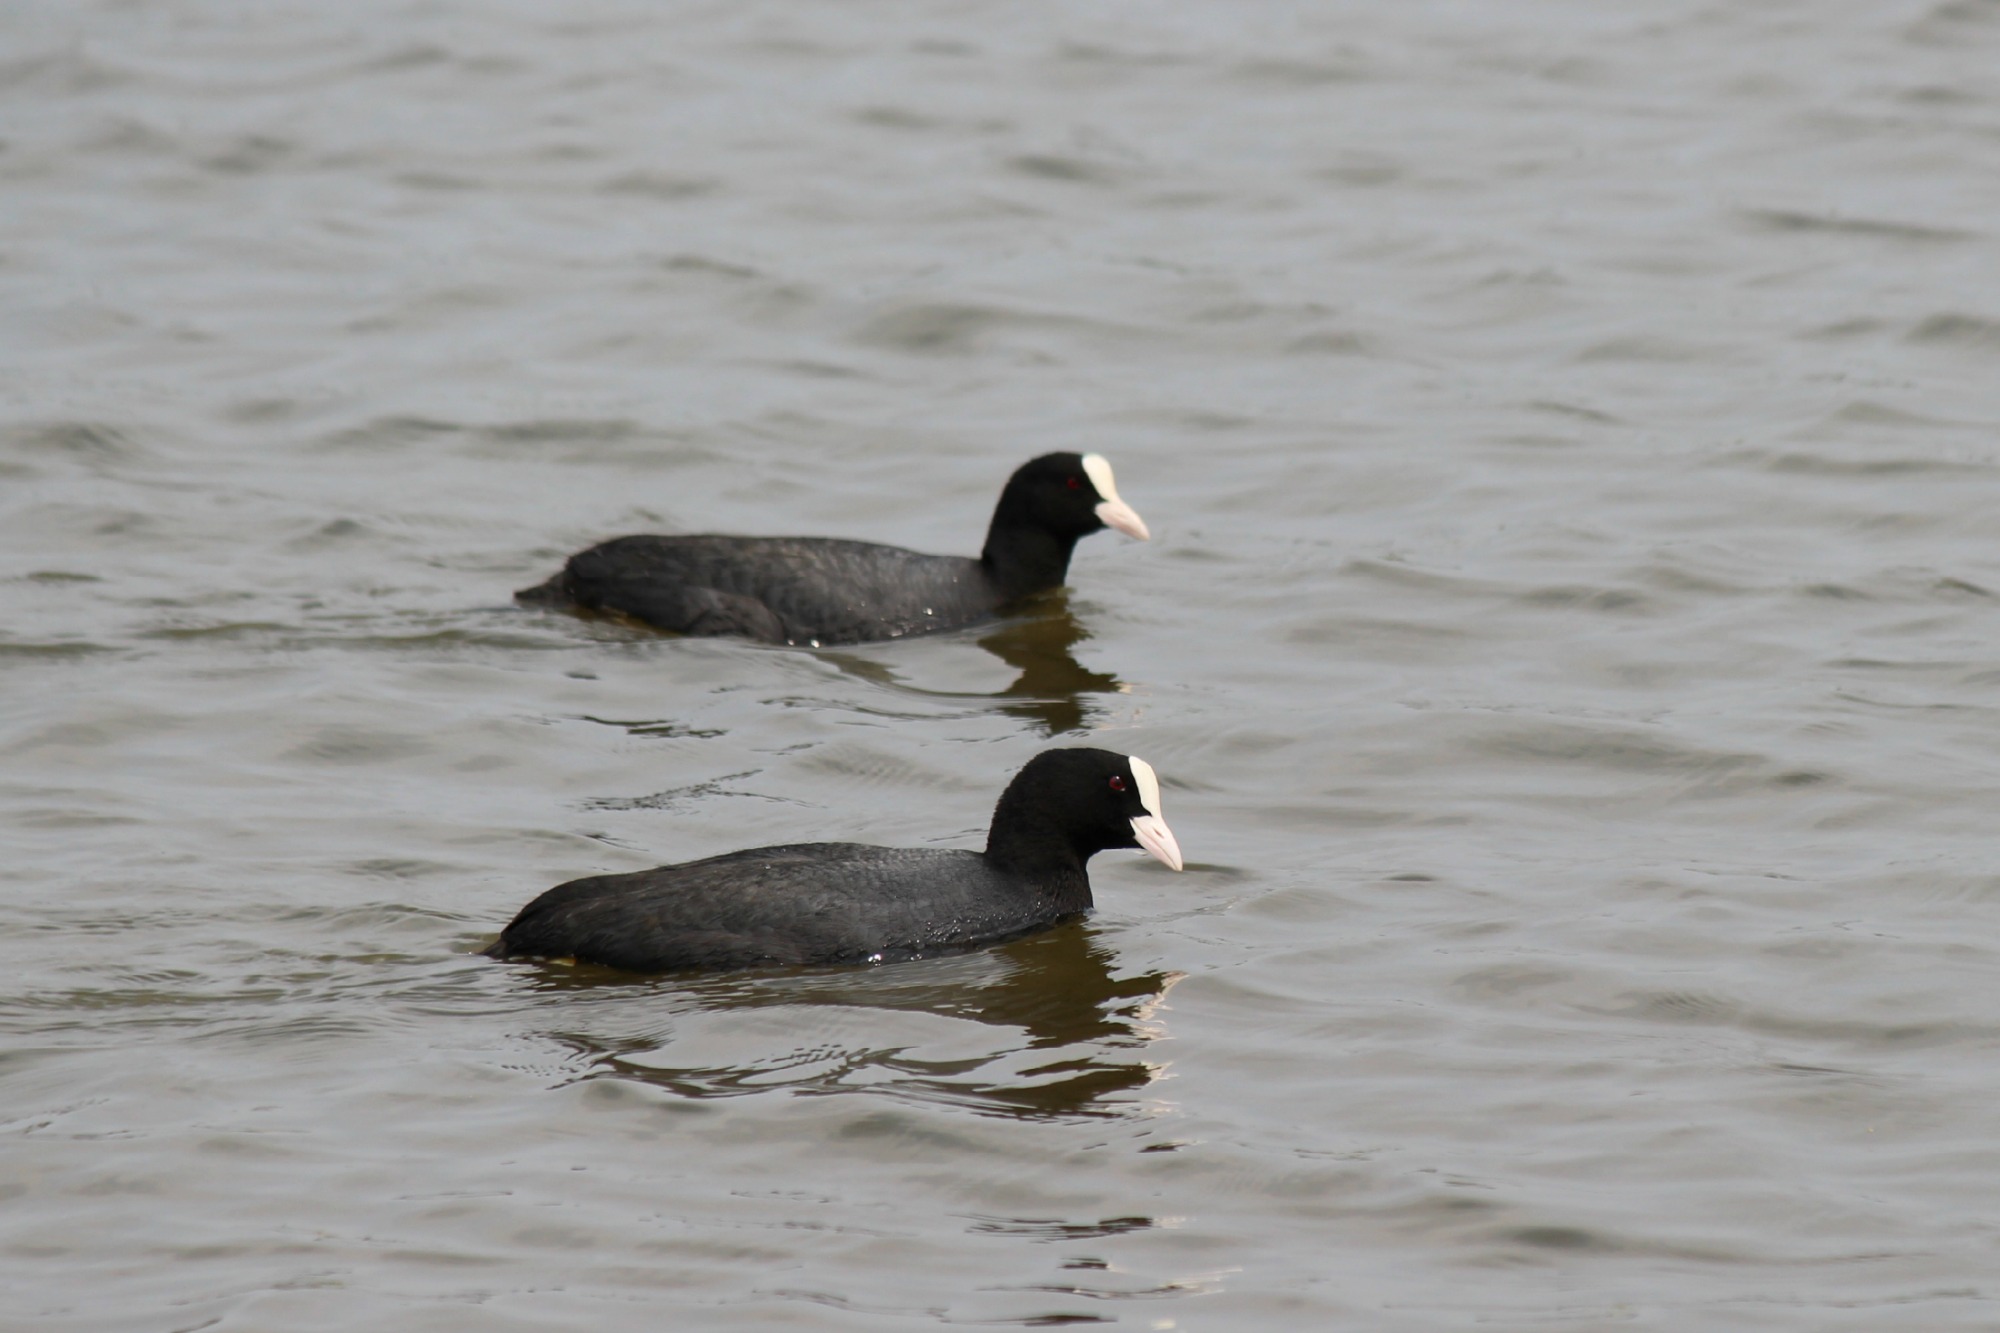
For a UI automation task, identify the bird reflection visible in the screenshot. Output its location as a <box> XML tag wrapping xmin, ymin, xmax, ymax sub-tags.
<box><xmin>523</xmin><ymin>923</ymin><xmax>1178</xmax><ymax>1121</ymax></box>
<box><xmin>812</xmin><ymin>593</ymin><xmax>1126</xmax><ymax>736</ymax></box>
<box><xmin>975</xmin><ymin>594</ymin><xmax>1125</xmax><ymax>735</ymax></box>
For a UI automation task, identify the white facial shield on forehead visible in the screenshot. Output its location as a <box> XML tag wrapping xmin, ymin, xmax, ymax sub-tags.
<box><xmin>1124</xmin><ymin>755</ymin><xmax>1182</xmax><ymax>871</ymax></box>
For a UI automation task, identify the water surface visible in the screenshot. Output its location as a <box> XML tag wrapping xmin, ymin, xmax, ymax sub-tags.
<box><xmin>5</xmin><ymin>1</ymin><xmax>2000</xmax><ymax>1327</ymax></box>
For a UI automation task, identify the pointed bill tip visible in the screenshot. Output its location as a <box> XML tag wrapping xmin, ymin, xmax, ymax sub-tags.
<box><xmin>1095</xmin><ymin>497</ymin><xmax>1151</xmax><ymax>542</ymax></box>
<box><xmin>1130</xmin><ymin>813</ymin><xmax>1184</xmax><ymax>872</ymax></box>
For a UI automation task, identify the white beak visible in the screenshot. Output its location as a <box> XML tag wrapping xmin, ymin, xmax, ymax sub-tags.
<box><xmin>1130</xmin><ymin>813</ymin><xmax>1184</xmax><ymax>872</ymax></box>
<box><xmin>1095</xmin><ymin>497</ymin><xmax>1150</xmax><ymax>542</ymax></box>
<box><xmin>1083</xmin><ymin>453</ymin><xmax>1150</xmax><ymax>541</ymax></box>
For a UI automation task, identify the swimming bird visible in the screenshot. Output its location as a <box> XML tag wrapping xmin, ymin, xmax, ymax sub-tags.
<box><xmin>483</xmin><ymin>747</ymin><xmax>1183</xmax><ymax>974</ymax></box>
<box><xmin>515</xmin><ymin>453</ymin><xmax>1150</xmax><ymax>645</ymax></box>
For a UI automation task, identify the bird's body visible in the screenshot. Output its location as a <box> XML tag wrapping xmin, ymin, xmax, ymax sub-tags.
<box><xmin>484</xmin><ymin>748</ymin><xmax>1183</xmax><ymax>974</ymax></box>
<box><xmin>486</xmin><ymin>843</ymin><xmax>1081</xmax><ymax>972</ymax></box>
<box><xmin>518</xmin><ymin>536</ymin><xmax>994</xmax><ymax>646</ymax></box>
<box><xmin>516</xmin><ymin>453</ymin><xmax>1149</xmax><ymax>644</ymax></box>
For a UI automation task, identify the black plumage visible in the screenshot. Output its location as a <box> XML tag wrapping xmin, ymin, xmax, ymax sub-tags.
<box><xmin>483</xmin><ymin>747</ymin><xmax>1183</xmax><ymax>974</ymax></box>
<box><xmin>515</xmin><ymin>452</ymin><xmax>1150</xmax><ymax>645</ymax></box>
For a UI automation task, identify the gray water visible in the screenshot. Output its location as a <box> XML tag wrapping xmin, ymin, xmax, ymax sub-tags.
<box><xmin>6</xmin><ymin>1</ymin><xmax>2000</xmax><ymax>1327</ymax></box>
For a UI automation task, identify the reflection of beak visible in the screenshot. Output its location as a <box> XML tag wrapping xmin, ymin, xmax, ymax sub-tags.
<box><xmin>1094</xmin><ymin>497</ymin><xmax>1151</xmax><ymax>542</ymax></box>
<box><xmin>1130</xmin><ymin>814</ymin><xmax>1184</xmax><ymax>871</ymax></box>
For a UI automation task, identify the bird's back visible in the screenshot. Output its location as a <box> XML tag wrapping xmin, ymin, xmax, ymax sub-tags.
<box><xmin>528</xmin><ymin>535</ymin><xmax>999</xmax><ymax>644</ymax></box>
<box><xmin>486</xmin><ymin>842</ymin><xmax>1069</xmax><ymax>972</ymax></box>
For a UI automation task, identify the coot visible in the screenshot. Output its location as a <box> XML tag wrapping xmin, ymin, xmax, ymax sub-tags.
<box><xmin>483</xmin><ymin>747</ymin><xmax>1183</xmax><ymax>973</ymax></box>
<box><xmin>515</xmin><ymin>453</ymin><xmax>1150</xmax><ymax>645</ymax></box>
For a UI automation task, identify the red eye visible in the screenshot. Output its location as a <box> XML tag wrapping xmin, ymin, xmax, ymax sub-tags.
<box><xmin>1108</xmin><ymin>775</ymin><xmax>1125</xmax><ymax>792</ymax></box>
<box><xmin>1067</xmin><ymin>476</ymin><xmax>1083</xmax><ymax>489</ymax></box>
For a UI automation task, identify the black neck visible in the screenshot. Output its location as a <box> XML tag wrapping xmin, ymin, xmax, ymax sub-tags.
<box><xmin>983</xmin><ymin>785</ymin><xmax>1096</xmax><ymax>912</ymax></box>
<box><xmin>981</xmin><ymin>848</ymin><xmax>1092</xmax><ymax>913</ymax></box>
<box><xmin>980</xmin><ymin>523</ymin><xmax>1079</xmax><ymax>602</ymax></box>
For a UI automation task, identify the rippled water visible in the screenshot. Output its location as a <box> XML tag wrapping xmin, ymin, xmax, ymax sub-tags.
<box><xmin>7</xmin><ymin>1</ymin><xmax>2000</xmax><ymax>1327</ymax></box>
